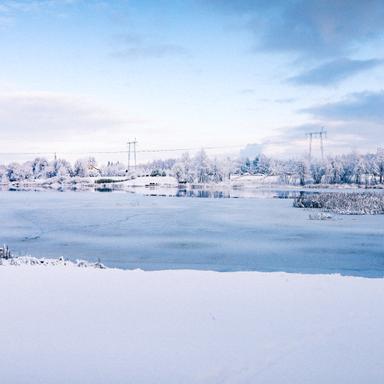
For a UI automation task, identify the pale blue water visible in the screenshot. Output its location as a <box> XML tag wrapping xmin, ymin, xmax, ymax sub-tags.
<box><xmin>1</xmin><ymin>191</ymin><xmax>383</xmax><ymax>277</ymax></box>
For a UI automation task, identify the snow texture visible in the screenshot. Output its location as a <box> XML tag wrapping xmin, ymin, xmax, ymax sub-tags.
<box><xmin>0</xmin><ymin>267</ymin><xmax>383</xmax><ymax>383</ymax></box>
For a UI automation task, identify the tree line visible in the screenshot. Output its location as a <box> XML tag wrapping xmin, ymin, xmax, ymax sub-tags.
<box><xmin>1</xmin><ymin>149</ymin><xmax>384</xmax><ymax>186</ymax></box>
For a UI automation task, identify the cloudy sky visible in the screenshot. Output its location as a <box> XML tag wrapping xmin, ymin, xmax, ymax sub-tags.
<box><xmin>0</xmin><ymin>0</ymin><xmax>383</xmax><ymax>162</ymax></box>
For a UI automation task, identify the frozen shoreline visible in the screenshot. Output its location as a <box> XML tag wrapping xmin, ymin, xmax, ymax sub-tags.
<box><xmin>0</xmin><ymin>254</ymin><xmax>107</xmax><ymax>268</ymax></box>
<box><xmin>0</xmin><ymin>266</ymin><xmax>383</xmax><ymax>383</ymax></box>
<box><xmin>2</xmin><ymin>174</ymin><xmax>384</xmax><ymax>193</ymax></box>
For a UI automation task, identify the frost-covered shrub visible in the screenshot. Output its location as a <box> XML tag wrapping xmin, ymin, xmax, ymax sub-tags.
<box><xmin>0</xmin><ymin>245</ymin><xmax>12</xmax><ymax>259</ymax></box>
<box><xmin>0</xmin><ymin>252</ymin><xmax>107</xmax><ymax>268</ymax></box>
<box><xmin>294</xmin><ymin>192</ymin><xmax>384</xmax><ymax>215</ymax></box>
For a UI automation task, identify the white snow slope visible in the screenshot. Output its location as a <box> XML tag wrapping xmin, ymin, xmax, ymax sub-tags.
<box><xmin>0</xmin><ymin>267</ymin><xmax>383</xmax><ymax>384</ymax></box>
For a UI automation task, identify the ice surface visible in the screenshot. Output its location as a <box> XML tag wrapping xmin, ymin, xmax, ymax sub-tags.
<box><xmin>0</xmin><ymin>191</ymin><xmax>383</xmax><ymax>276</ymax></box>
<box><xmin>0</xmin><ymin>267</ymin><xmax>383</xmax><ymax>383</ymax></box>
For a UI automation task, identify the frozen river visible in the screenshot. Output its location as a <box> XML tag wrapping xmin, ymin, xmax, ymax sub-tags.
<box><xmin>1</xmin><ymin>191</ymin><xmax>383</xmax><ymax>277</ymax></box>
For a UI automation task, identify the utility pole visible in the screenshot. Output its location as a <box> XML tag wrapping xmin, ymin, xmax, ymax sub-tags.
<box><xmin>319</xmin><ymin>128</ymin><xmax>325</xmax><ymax>161</ymax></box>
<box><xmin>306</xmin><ymin>127</ymin><xmax>326</xmax><ymax>164</ymax></box>
<box><xmin>127</xmin><ymin>142</ymin><xmax>131</xmax><ymax>171</ymax></box>
<box><xmin>126</xmin><ymin>138</ymin><xmax>138</xmax><ymax>172</ymax></box>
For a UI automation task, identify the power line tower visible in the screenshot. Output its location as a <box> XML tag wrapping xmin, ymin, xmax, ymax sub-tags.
<box><xmin>126</xmin><ymin>138</ymin><xmax>137</xmax><ymax>172</ymax></box>
<box><xmin>306</xmin><ymin>127</ymin><xmax>326</xmax><ymax>163</ymax></box>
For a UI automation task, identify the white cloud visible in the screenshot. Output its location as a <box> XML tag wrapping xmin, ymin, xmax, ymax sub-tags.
<box><xmin>0</xmin><ymin>92</ymin><xmax>127</xmax><ymax>137</ymax></box>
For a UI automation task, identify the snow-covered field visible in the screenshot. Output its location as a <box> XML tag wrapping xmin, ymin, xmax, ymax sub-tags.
<box><xmin>0</xmin><ymin>266</ymin><xmax>383</xmax><ymax>383</ymax></box>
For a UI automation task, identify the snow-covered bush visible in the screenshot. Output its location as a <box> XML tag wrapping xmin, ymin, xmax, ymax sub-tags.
<box><xmin>294</xmin><ymin>192</ymin><xmax>384</xmax><ymax>215</ymax></box>
<box><xmin>1</xmin><ymin>255</ymin><xmax>106</xmax><ymax>268</ymax></box>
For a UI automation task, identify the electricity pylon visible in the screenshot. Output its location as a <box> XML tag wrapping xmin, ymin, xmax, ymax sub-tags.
<box><xmin>306</xmin><ymin>128</ymin><xmax>326</xmax><ymax>163</ymax></box>
<box><xmin>127</xmin><ymin>138</ymin><xmax>137</xmax><ymax>172</ymax></box>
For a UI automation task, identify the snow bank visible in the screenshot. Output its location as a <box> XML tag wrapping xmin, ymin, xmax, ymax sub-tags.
<box><xmin>0</xmin><ymin>267</ymin><xmax>383</xmax><ymax>383</ymax></box>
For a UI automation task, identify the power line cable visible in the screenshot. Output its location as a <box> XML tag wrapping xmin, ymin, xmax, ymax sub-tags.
<box><xmin>0</xmin><ymin>144</ymin><xmax>245</xmax><ymax>157</ymax></box>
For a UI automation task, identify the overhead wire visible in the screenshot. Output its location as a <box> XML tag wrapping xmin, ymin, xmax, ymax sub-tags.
<box><xmin>0</xmin><ymin>144</ymin><xmax>245</xmax><ymax>157</ymax></box>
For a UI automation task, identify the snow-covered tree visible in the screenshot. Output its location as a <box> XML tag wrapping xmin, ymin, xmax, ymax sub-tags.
<box><xmin>221</xmin><ymin>156</ymin><xmax>236</xmax><ymax>181</ymax></box>
<box><xmin>210</xmin><ymin>157</ymin><xmax>225</xmax><ymax>183</ymax></box>
<box><xmin>73</xmin><ymin>159</ymin><xmax>89</xmax><ymax>177</ymax></box>
<box><xmin>5</xmin><ymin>162</ymin><xmax>32</xmax><ymax>181</ymax></box>
<box><xmin>194</xmin><ymin>149</ymin><xmax>211</xmax><ymax>183</ymax></box>
<box><xmin>172</xmin><ymin>152</ymin><xmax>194</xmax><ymax>183</ymax></box>
<box><xmin>374</xmin><ymin>149</ymin><xmax>384</xmax><ymax>184</ymax></box>
<box><xmin>52</xmin><ymin>159</ymin><xmax>73</xmax><ymax>177</ymax></box>
<box><xmin>310</xmin><ymin>161</ymin><xmax>326</xmax><ymax>184</ymax></box>
<box><xmin>31</xmin><ymin>158</ymin><xmax>48</xmax><ymax>178</ymax></box>
<box><xmin>101</xmin><ymin>161</ymin><xmax>126</xmax><ymax>177</ymax></box>
<box><xmin>254</xmin><ymin>155</ymin><xmax>271</xmax><ymax>175</ymax></box>
<box><xmin>241</xmin><ymin>158</ymin><xmax>251</xmax><ymax>174</ymax></box>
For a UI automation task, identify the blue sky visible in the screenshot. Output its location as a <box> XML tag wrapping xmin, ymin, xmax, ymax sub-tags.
<box><xmin>0</xmin><ymin>0</ymin><xmax>383</xmax><ymax>162</ymax></box>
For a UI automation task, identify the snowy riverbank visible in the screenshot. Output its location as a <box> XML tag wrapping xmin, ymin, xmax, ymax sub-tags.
<box><xmin>0</xmin><ymin>254</ymin><xmax>106</xmax><ymax>268</ymax></box>
<box><xmin>0</xmin><ymin>266</ymin><xmax>383</xmax><ymax>383</ymax></box>
<box><xmin>3</xmin><ymin>174</ymin><xmax>384</xmax><ymax>194</ymax></box>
